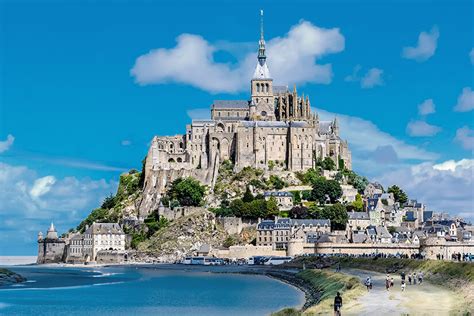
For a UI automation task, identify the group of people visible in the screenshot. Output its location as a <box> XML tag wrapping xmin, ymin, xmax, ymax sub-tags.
<box><xmin>363</xmin><ymin>271</ymin><xmax>424</xmax><ymax>293</ymax></box>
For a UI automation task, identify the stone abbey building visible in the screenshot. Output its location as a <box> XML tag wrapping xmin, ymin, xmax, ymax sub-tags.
<box><xmin>141</xmin><ymin>13</ymin><xmax>351</xmax><ymax>201</ymax></box>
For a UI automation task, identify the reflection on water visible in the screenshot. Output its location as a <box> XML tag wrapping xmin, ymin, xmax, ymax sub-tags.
<box><xmin>0</xmin><ymin>265</ymin><xmax>303</xmax><ymax>316</ymax></box>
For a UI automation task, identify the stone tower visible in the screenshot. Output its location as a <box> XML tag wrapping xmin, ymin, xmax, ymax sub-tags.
<box><xmin>250</xmin><ymin>10</ymin><xmax>275</xmax><ymax>121</ymax></box>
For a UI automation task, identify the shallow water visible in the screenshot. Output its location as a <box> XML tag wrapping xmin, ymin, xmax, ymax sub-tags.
<box><xmin>0</xmin><ymin>265</ymin><xmax>303</xmax><ymax>315</ymax></box>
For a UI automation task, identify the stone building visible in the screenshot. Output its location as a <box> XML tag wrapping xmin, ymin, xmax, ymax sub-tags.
<box><xmin>264</xmin><ymin>191</ymin><xmax>293</xmax><ymax>210</ymax></box>
<box><xmin>66</xmin><ymin>223</ymin><xmax>126</xmax><ymax>263</ymax></box>
<box><xmin>37</xmin><ymin>223</ymin><xmax>66</xmax><ymax>264</ymax></box>
<box><xmin>140</xmin><ymin>13</ymin><xmax>352</xmax><ymax>208</ymax></box>
<box><xmin>257</xmin><ymin>218</ymin><xmax>331</xmax><ymax>250</ymax></box>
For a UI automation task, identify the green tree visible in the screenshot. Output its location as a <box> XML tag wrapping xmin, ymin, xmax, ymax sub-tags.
<box><xmin>229</xmin><ymin>199</ymin><xmax>246</xmax><ymax>217</ymax></box>
<box><xmin>291</xmin><ymin>191</ymin><xmax>302</xmax><ymax>204</ymax></box>
<box><xmin>242</xmin><ymin>186</ymin><xmax>254</xmax><ymax>203</ymax></box>
<box><xmin>310</xmin><ymin>177</ymin><xmax>328</xmax><ymax>204</ymax></box>
<box><xmin>387</xmin><ymin>185</ymin><xmax>408</xmax><ymax>204</ymax></box>
<box><xmin>168</xmin><ymin>177</ymin><xmax>206</xmax><ymax>207</ymax></box>
<box><xmin>101</xmin><ymin>193</ymin><xmax>116</xmax><ymax>209</ymax></box>
<box><xmin>351</xmin><ymin>193</ymin><xmax>364</xmax><ymax>211</ymax></box>
<box><xmin>338</xmin><ymin>155</ymin><xmax>345</xmax><ymax>171</ymax></box>
<box><xmin>321</xmin><ymin>203</ymin><xmax>348</xmax><ymax>230</ymax></box>
<box><xmin>322</xmin><ymin>157</ymin><xmax>336</xmax><ymax>171</ymax></box>
<box><xmin>266</xmin><ymin>196</ymin><xmax>279</xmax><ymax>218</ymax></box>
<box><xmin>267</xmin><ymin>175</ymin><xmax>286</xmax><ymax>190</ymax></box>
<box><xmin>326</xmin><ymin>180</ymin><xmax>343</xmax><ymax>203</ymax></box>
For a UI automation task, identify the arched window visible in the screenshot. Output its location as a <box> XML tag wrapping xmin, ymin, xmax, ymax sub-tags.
<box><xmin>168</xmin><ymin>158</ymin><xmax>175</xmax><ymax>163</ymax></box>
<box><xmin>256</xmin><ymin>83</ymin><xmax>260</xmax><ymax>92</ymax></box>
<box><xmin>179</xmin><ymin>142</ymin><xmax>184</xmax><ymax>149</ymax></box>
<box><xmin>177</xmin><ymin>157</ymin><xmax>182</xmax><ymax>163</ymax></box>
<box><xmin>266</xmin><ymin>83</ymin><xmax>269</xmax><ymax>93</ymax></box>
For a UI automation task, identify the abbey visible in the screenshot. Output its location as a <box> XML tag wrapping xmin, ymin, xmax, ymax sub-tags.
<box><xmin>146</xmin><ymin>14</ymin><xmax>351</xmax><ymax>184</ymax></box>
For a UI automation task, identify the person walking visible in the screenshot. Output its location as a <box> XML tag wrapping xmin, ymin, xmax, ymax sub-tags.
<box><xmin>385</xmin><ymin>274</ymin><xmax>391</xmax><ymax>291</ymax></box>
<box><xmin>365</xmin><ymin>277</ymin><xmax>372</xmax><ymax>291</ymax></box>
<box><xmin>334</xmin><ymin>292</ymin><xmax>343</xmax><ymax>316</ymax></box>
<box><xmin>418</xmin><ymin>272</ymin><xmax>423</xmax><ymax>284</ymax></box>
<box><xmin>408</xmin><ymin>273</ymin><xmax>412</xmax><ymax>285</ymax></box>
<box><xmin>413</xmin><ymin>273</ymin><xmax>417</xmax><ymax>285</ymax></box>
<box><xmin>401</xmin><ymin>280</ymin><xmax>406</xmax><ymax>292</ymax></box>
<box><xmin>390</xmin><ymin>277</ymin><xmax>394</xmax><ymax>288</ymax></box>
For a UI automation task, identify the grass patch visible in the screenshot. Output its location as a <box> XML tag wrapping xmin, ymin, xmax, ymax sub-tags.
<box><xmin>272</xmin><ymin>269</ymin><xmax>364</xmax><ymax>316</ymax></box>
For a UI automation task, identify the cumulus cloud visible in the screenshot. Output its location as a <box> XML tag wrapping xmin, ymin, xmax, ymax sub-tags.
<box><xmin>454</xmin><ymin>126</ymin><xmax>474</xmax><ymax>150</ymax></box>
<box><xmin>418</xmin><ymin>99</ymin><xmax>435</xmax><ymax>116</ymax></box>
<box><xmin>361</xmin><ymin>68</ymin><xmax>384</xmax><ymax>88</ymax></box>
<box><xmin>318</xmin><ymin>108</ymin><xmax>438</xmax><ymax>161</ymax></box>
<box><xmin>378</xmin><ymin>159</ymin><xmax>473</xmax><ymax>221</ymax></box>
<box><xmin>131</xmin><ymin>20</ymin><xmax>345</xmax><ymax>93</ymax></box>
<box><xmin>402</xmin><ymin>26</ymin><xmax>439</xmax><ymax>62</ymax></box>
<box><xmin>453</xmin><ymin>87</ymin><xmax>474</xmax><ymax>112</ymax></box>
<box><xmin>30</xmin><ymin>176</ymin><xmax>56</xmax><ymax>198</ymax></box>
<box><xmin>406</xmin><ymin>120</ymin><xmax>441</xmax><ymax>137</ymax></box>
<box><xmin>345</xmin><ymin>66</ymin><xmax>383</xmax><ymax>88</ymax></box>
<box><xmin>0</xmin><ymin>134</ymin><xmax>15</xmax><ymax>153</ymax></box>
<box><xmin>0</xmin><ymin>162</ymin><xmax>117</xmax><ymax>255</ymax></box>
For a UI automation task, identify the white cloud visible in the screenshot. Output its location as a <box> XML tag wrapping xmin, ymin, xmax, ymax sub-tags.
<box><xmin>402</xmin><ymin>26</ymin><xmax>439</xmax><ymax>62</ymax></box>
<box><xmin>131</xmin><ymin>20</ymin><xmax>345</xmax><ymax>93</ymax></box>
<box><xmin>378</xmin><ymin>159</ymin><xmax>473</xmax><ymax>221</ymax></box>
<box><xmin>0</xmin><ymin>134</ymin><xmax>15</xmax><ymax>153</ymax></box>
<box><xmin>344</xmin><ymin>65</ymin><xmax>361</xmax><ymax>82</ymax></box>
<box><xmin>453</xmin><ymin>87</ymin><xmax>474</xmax><ymax>112</ymax></box>
<box><xmin>187</xmin><ymin>108</ymin><xmax>211</xmax><ymax>120</ymax></box>
<box><xmin>318</xmin><ymin>108</ymin><xmax>438</xmax><ymax>161</ymax></box>
<box><xmin>454</xmin><ymin>126</ymin><xmax>474</xmax><ymax>150</ymax></box>
<box><xmin>30</xmin><ymin>176</ymin><xmax>56</xmax><ymax>198</ymax></box>
<box><xmin>470</xmin><ymin>48</ymin><xmax>474</xmax><ymax>65</ymax></box>
<box><xmin>0</xmin><ymin>162</ymin><xmax>117</xmax><ymax>254</ymax></box>
<box><xmin>418</xmin><ymin>99</ymin><xmax>435</xmax><ymax>116</ymax></box>
<box><xmin>121</xmin><ymin>140</ymin><xmax>132</xmax><ymax>146</ymax></box>
<box><xmin>34</xmin><ymin>156</ymin><xmax>128</xmax><ymax>172</ymax></box>
<box><xmin>361</xmin><ymin>68</ymin><xmax>384</xmax><ymax>88</ymax></box>
<box><xmin>406</xmin><ymin>120</ymin><xmax>441</xmax><ymax>137</ymax></box>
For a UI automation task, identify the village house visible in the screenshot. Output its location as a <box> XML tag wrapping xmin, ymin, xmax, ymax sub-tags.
<box><xmin>264</xmin><ymin>191</ymin><xmax>294</xmax><ymax>210</ymax></box>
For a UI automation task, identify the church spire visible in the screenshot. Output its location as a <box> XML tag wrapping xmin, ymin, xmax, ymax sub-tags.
<box><xmin>253</xmin><ymin>10</ymin><xmax>271</xmax><ymax>79</ymax></box>
<box><xmin>258</xmin><ymin>9</ymin><xmax>266</xmax><ymax>66</ymax></box>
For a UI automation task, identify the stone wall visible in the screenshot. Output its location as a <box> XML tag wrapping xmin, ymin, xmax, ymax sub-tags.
<box><xmin>421</xmin><ymin>238</ymin><xmax>474</xmax><ymax>260</ymax></box>
<box><xmin>217</xmin><ymin>217</ymin><xmax>257</xmax><ymax>235</ymax></box>
<box><xmin>287</xmin><ymin>241</ymin><xmax>420</xmax><ymax>257</ymax></box>
<box><xmin>159</xmin><ymin>206</ymin><xmax>205</xmax><ymax>222</ymax></box>
<box><xmin>37</xmin><ymin>240</ymin><xmax>66</xmax><ymax>264</ymax></box>
<box><xmin>213</xmin><ymin>245</ymin><xmax>286</xmax><ymax>259</ymax></box>
<box><xmin>96</xmin><ymin>250</ymin><xmax>127</xmax><ymax>263</ymax></box>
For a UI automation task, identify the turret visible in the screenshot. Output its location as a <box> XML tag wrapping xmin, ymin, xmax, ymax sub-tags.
<box><xmin>37</xmin><ymin>231</ymin><xmax>43</xmax><ymax>241</ymax></box>
<box><xmin>46</xmin><ymin>222</ymin><xmax>58</xmax><ymax>239</ymax></box>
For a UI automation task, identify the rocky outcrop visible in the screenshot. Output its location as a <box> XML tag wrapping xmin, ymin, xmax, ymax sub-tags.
<box><xmin>0</xmin><ymin>269</ymin><xmax>26</xmax><ymax>286</ymax></box>
<box><xmin>137</xmin><ymin>210</ymin><xmax>229</xmax><ymax>262</ymax></box>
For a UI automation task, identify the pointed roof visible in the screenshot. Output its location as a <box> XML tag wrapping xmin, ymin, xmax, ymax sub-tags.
<box><xmin>253</xmin><ymin>10</ymin><xmax>271</xmax><ymax>79</ymax></box>
<box><xmin>48</xmin><ymin>222</ymin><xmax>56</xmax><ymax>232</ymax></box>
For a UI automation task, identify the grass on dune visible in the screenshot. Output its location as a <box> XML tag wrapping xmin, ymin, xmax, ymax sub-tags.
<box><xmin>272</xmin><ymin>269</ymin><xmax>364</xmax><ymax>316</ymax></box>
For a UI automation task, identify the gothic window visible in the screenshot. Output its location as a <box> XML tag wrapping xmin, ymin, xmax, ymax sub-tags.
<box><xmin>218</xmin><ymin>112</ymin><xmax>221</xmax><ymax>117</ymax></box>
<box><xmin>256</xmin><ymin>83</ymin><xmax>260</xmax><ymax>92</ymax></box>
<box><xmin>168</xmin><ymin>158</ymin><xmax>175</xmax><ymax>163</ymax></box>
<box><xmin>179</xmin><ymin>142</ymin><xmax>184</xmax><ymax>149</ymax></box>
<box><xmin>170</xmin><ymin>143</ymin><xmax>174</xmax><ymax>149</ymax></box>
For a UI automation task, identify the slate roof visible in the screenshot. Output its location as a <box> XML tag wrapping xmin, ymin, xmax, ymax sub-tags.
<box><xmin>212</xmin><ymin>100</ymin><xmax>249</xmax><ymax>109</ymax></box>
<box><xmin>348</xmin><ymin>212</ymin><xmax>370</xmax><ymax>220</ymax></box>
<box><xmin>273</xmin><ymin>85</ymin><xmax>289</xmax><ymax>94</ymax></box>
<box><xmin>352</xmin><ymin>234</ymin><xmax>367</xmax><ymax>243</ymax></box>
<box><xmin>319</xmin><ymin>121</ymin><xmax>332</xmax><ymax>134</ymax></box>
<box><xmin>257</xmin><ymin>220</ymin><xmax>276</xmax><ymax>230</ymax></box>
<box><xmin>85</xmin><ymin>223</ymin><xmax>124</xmax><ymax>235</ymax></box>
<box><xmin>264</xmin><ymin>191</ymin><xmax>293</xmax><ymax>197</ymax></box>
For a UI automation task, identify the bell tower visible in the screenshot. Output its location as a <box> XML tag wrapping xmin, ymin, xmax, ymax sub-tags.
<box><xmin>250</xmin><ymin>10</ymin><xmax>275</xmax><ymax>121</ymax></box>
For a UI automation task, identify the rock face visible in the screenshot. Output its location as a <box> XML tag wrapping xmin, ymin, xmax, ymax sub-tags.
<box><xmin>0</xmin><ymin>269</ymin><xmax>26</xmax><ymax>286</ymax></box>
<box><xmin>137</xmin><ymin>210</ymin><xmax>229</xmax><ymax>262</ymax></box>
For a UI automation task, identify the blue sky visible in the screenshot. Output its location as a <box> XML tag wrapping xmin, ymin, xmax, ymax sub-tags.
<box><xmin>0</xmin><ymin>0</ymin><xmax>473</xmax><ymax>255</ymax></box>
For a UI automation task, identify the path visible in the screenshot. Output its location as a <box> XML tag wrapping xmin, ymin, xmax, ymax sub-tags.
<box><xmin>341</xmin><ymin>269</ymin><xmax>458</xmax><ymax>316</ymax></box>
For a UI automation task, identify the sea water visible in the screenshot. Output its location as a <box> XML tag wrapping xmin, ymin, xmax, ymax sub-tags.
<box><xmin>0</xmin><ymin>265</ymin><xmax>304</xmax><ymax>315</ymax></box>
